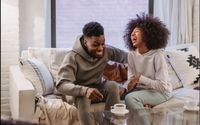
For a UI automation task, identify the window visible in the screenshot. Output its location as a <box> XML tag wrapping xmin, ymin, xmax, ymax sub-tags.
<box><xmin>52</xmin><ymin>0</ymin><xmax>153</xmax><ymax>49</ymax></box>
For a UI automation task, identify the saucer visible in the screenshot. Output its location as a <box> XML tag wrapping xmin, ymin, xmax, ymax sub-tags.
<box><xmin>183</xmin><ymin>105</ymin><xmax>199</xmax><ymax>111</ymax></box>
<box><xmin>111</xmin><ymin>109</ymin><xmax>129</xmax><ymax>116</ymax></box>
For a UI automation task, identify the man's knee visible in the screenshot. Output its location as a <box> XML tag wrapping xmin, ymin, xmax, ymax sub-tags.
<box><xmin>106</xmin><ymin>81</ymin><xmax>119</xmax><ymax>92</ymax></box>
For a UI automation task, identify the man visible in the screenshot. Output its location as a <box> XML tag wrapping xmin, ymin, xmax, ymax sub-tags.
<box><xmin>56</xmin><ymin>22</ymin><xmax>127</xmax><ymax>125</ymax></box>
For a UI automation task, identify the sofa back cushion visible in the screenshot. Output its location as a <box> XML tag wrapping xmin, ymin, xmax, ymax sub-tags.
<box><xmin>27</xmin><ymin>47</ymin><xmax>71</xmax><ymax>82</ymax></box>
<box><xmin>165</xmin><ymin>58</ymin><xmax>183</xmax><ymax>90</ymax></box>
<box><xmin>49</xmin><ymin>49</ymin><xmax>71</xmax><ymax>81</ymax></box>
<box><xmin>19</xmin><ymin>58</ymin><xmax>54</xmax><ymax>96</ymax></box>
<box><xmin>28</xmin><ymin>47</ymin><xmax>52</xmax><ymax>69</ymax></box>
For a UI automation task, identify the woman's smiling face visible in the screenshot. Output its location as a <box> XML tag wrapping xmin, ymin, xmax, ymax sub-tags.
<box><xmin>130</xmin><ymin>27</ymin><xmax>144</xmax><ymax>48</ymax></box>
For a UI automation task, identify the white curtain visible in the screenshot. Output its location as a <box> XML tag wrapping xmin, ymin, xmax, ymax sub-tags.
<box><xmin>154</xmin><ymin>0</ymin><xmax>195</xmax><ymax>46</ymax></box>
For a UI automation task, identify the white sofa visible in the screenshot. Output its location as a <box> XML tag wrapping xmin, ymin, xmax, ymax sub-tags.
<box><xmin>9</xmin><ymin>43</ymin><xmax>199</xmax><ymax>123</ymax></box>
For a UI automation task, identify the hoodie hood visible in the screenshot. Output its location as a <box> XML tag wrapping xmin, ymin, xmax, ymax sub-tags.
<box><xmin>72</xmin><ymin>35</ymin><xmax>99</xmax><ymax>62</ymax></box>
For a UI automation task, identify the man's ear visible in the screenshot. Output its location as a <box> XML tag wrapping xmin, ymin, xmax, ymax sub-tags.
<box><xmin>84</xmin><ymin>40</ymin><xmax>87</xmax><ymax>47</ymax></box>
<box><xmin>83</xmin><ymin>36</ymin><xmax>88</xmax><ymax>47</ymax></box>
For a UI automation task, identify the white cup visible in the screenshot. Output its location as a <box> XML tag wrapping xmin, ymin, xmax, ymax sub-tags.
<box><xmin>185</xmin><ymin>100</ymin><xmax>198</xmax><ymax>108</ymax></box>
<box><xmin>111</xmin><ymin>103</ymin><xmax>126</xmax><ymax>112</ymax></box>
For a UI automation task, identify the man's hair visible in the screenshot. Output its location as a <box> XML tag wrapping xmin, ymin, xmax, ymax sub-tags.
<box><xmin>124</xmin><ymin>13</ymin><xmax>170</xmax><ymax>50</ymax></box>
<box><xmin>82</xmin><ymin>22</ymin><xmax>104</xmax><ymax>37</ymax></box>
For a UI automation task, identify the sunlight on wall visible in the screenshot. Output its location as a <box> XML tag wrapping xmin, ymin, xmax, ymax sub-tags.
<box><xmin>1</xmin><ymin>0</ymin><xmax>19</xmax><ymax>116</ymax></box>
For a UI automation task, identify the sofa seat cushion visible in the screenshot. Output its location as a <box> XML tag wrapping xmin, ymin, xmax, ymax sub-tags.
<box><xmin>172</xmin><ymin>87</ymin><xmax>199</xmax><ymax>102</ymax></box>
<box><xmin>154</xmin><ymin>87</ymin><xmax>199</xmax><ymax>109</ymax></box>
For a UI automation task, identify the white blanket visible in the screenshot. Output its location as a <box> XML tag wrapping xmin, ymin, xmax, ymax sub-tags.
<box><xmin>33</xmin><ymin>96</ymin><xmax>81</xmax><ymax>125</ymax></box>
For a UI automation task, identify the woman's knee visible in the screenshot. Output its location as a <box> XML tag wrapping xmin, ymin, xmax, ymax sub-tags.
<box><xmin>125</xmin><ymin>93</ymin><xmax>138</xmax><ymax>108</ymax></box>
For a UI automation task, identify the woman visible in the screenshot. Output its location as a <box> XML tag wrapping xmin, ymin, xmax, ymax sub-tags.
<box><xmin>123</xmin><ymin>13</ymin><xmax>172</xmax><ymax>125</ymax></box>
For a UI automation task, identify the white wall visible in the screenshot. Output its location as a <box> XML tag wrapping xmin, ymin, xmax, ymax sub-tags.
<box><xmin>1</xmin><ymin>0</ymin><xmax>51</xmax><ymax>116</ymax></box>
<box><xmin>19</xmin><ymin>0</ymin><xmax>51</xmax><ymax>52</ymax></box>
<box><xmin>1</xmin><ymin>0</ymin><xmax>19</xmax><ymax>116</ymax></box>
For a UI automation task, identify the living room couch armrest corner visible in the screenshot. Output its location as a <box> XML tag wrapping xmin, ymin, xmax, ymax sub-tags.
<box><xmin>9</xmin><ymin>65</ymin><xmax>35</xmax><ymax>121</ymax></box>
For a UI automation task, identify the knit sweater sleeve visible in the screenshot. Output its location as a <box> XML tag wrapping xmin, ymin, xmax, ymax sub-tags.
<box><xmin>139</xmin><ymin>52</ymin><xmax>172</xmax><ymax>92</ymax></box>
<box><xmin>122</xmin><ymin>52</ymin><xmax>136</xmax><ymax>88</ymax></box>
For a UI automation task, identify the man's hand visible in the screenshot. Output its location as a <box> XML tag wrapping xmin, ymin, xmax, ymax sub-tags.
<box><xmin>119</xmin><ymin>87</ymin><xmax>126</xmax><ymax>97</ymax></box>
<box><xmin>86</xmin><ymin>88</ymin><xmax>104</xmax><ymax>103</ymax></box>
<box><xmin>127</xmin><ymin>75</ymin><xmax>140</xmax><ymax>91</ymax></box>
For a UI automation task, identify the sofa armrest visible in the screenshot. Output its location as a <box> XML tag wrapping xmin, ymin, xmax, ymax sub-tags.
<box><xmin>9</xmin><ymin>65</ymin><xmax>35</xmax><ymax>121</ymax></box>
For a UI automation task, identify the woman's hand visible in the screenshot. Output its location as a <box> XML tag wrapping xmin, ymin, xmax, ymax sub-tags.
<box><xmin>127</xmin><ymin>75</ymin><xmax>140</xmax><ymax>91</ymax></box>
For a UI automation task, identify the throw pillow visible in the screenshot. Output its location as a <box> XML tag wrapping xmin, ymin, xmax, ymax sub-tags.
<box><xmin>19</xmin><ymin>58</ymin><xmax>54</xmax><ymax>96</ymax></box>
<box><xmin>165</xmin><ymin>46</ymin><xmax>199</xmax><ymax>86</ymax></box>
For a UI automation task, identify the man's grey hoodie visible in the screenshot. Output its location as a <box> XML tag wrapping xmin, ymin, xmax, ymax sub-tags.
<box><xmin>56</xmin><ymin>36</ymin><xmax>128</xmax><ymax>97</ymax></box>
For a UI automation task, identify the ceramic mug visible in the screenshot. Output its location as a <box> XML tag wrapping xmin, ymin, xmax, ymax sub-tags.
<box><xmin>111</xmin><ymin>103</ymin><xmax>126</xmax><ymax>112</ymax></box>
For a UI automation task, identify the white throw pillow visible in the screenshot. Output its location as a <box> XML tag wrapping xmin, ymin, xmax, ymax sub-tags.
<box><xmin>165</xmin><ymin>46</ymin><xmax>199</xmax><ymax>86</ymax></box>
<box><xmin>19</xmin><ymin>58</ymin><xmax>54</xmax><ymax>96</ymax></box>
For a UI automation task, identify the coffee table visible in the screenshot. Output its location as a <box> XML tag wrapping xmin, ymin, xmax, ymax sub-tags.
<box><xmin>93</xmin><ymin>107</ymin><xmax>199</xmax><ymax>125</ymax></box>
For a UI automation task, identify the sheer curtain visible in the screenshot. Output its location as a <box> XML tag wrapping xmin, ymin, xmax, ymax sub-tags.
<box><xmin>154</xmin><ymin>0</ymin><xmax>195</xmax><ymax>46</ymax></box>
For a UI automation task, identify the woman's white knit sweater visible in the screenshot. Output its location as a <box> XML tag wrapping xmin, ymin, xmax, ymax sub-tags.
<box><xmin>123</xmin><ymin>49</ymin><xmax>172</xmax><ymax>92</ymax></box>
